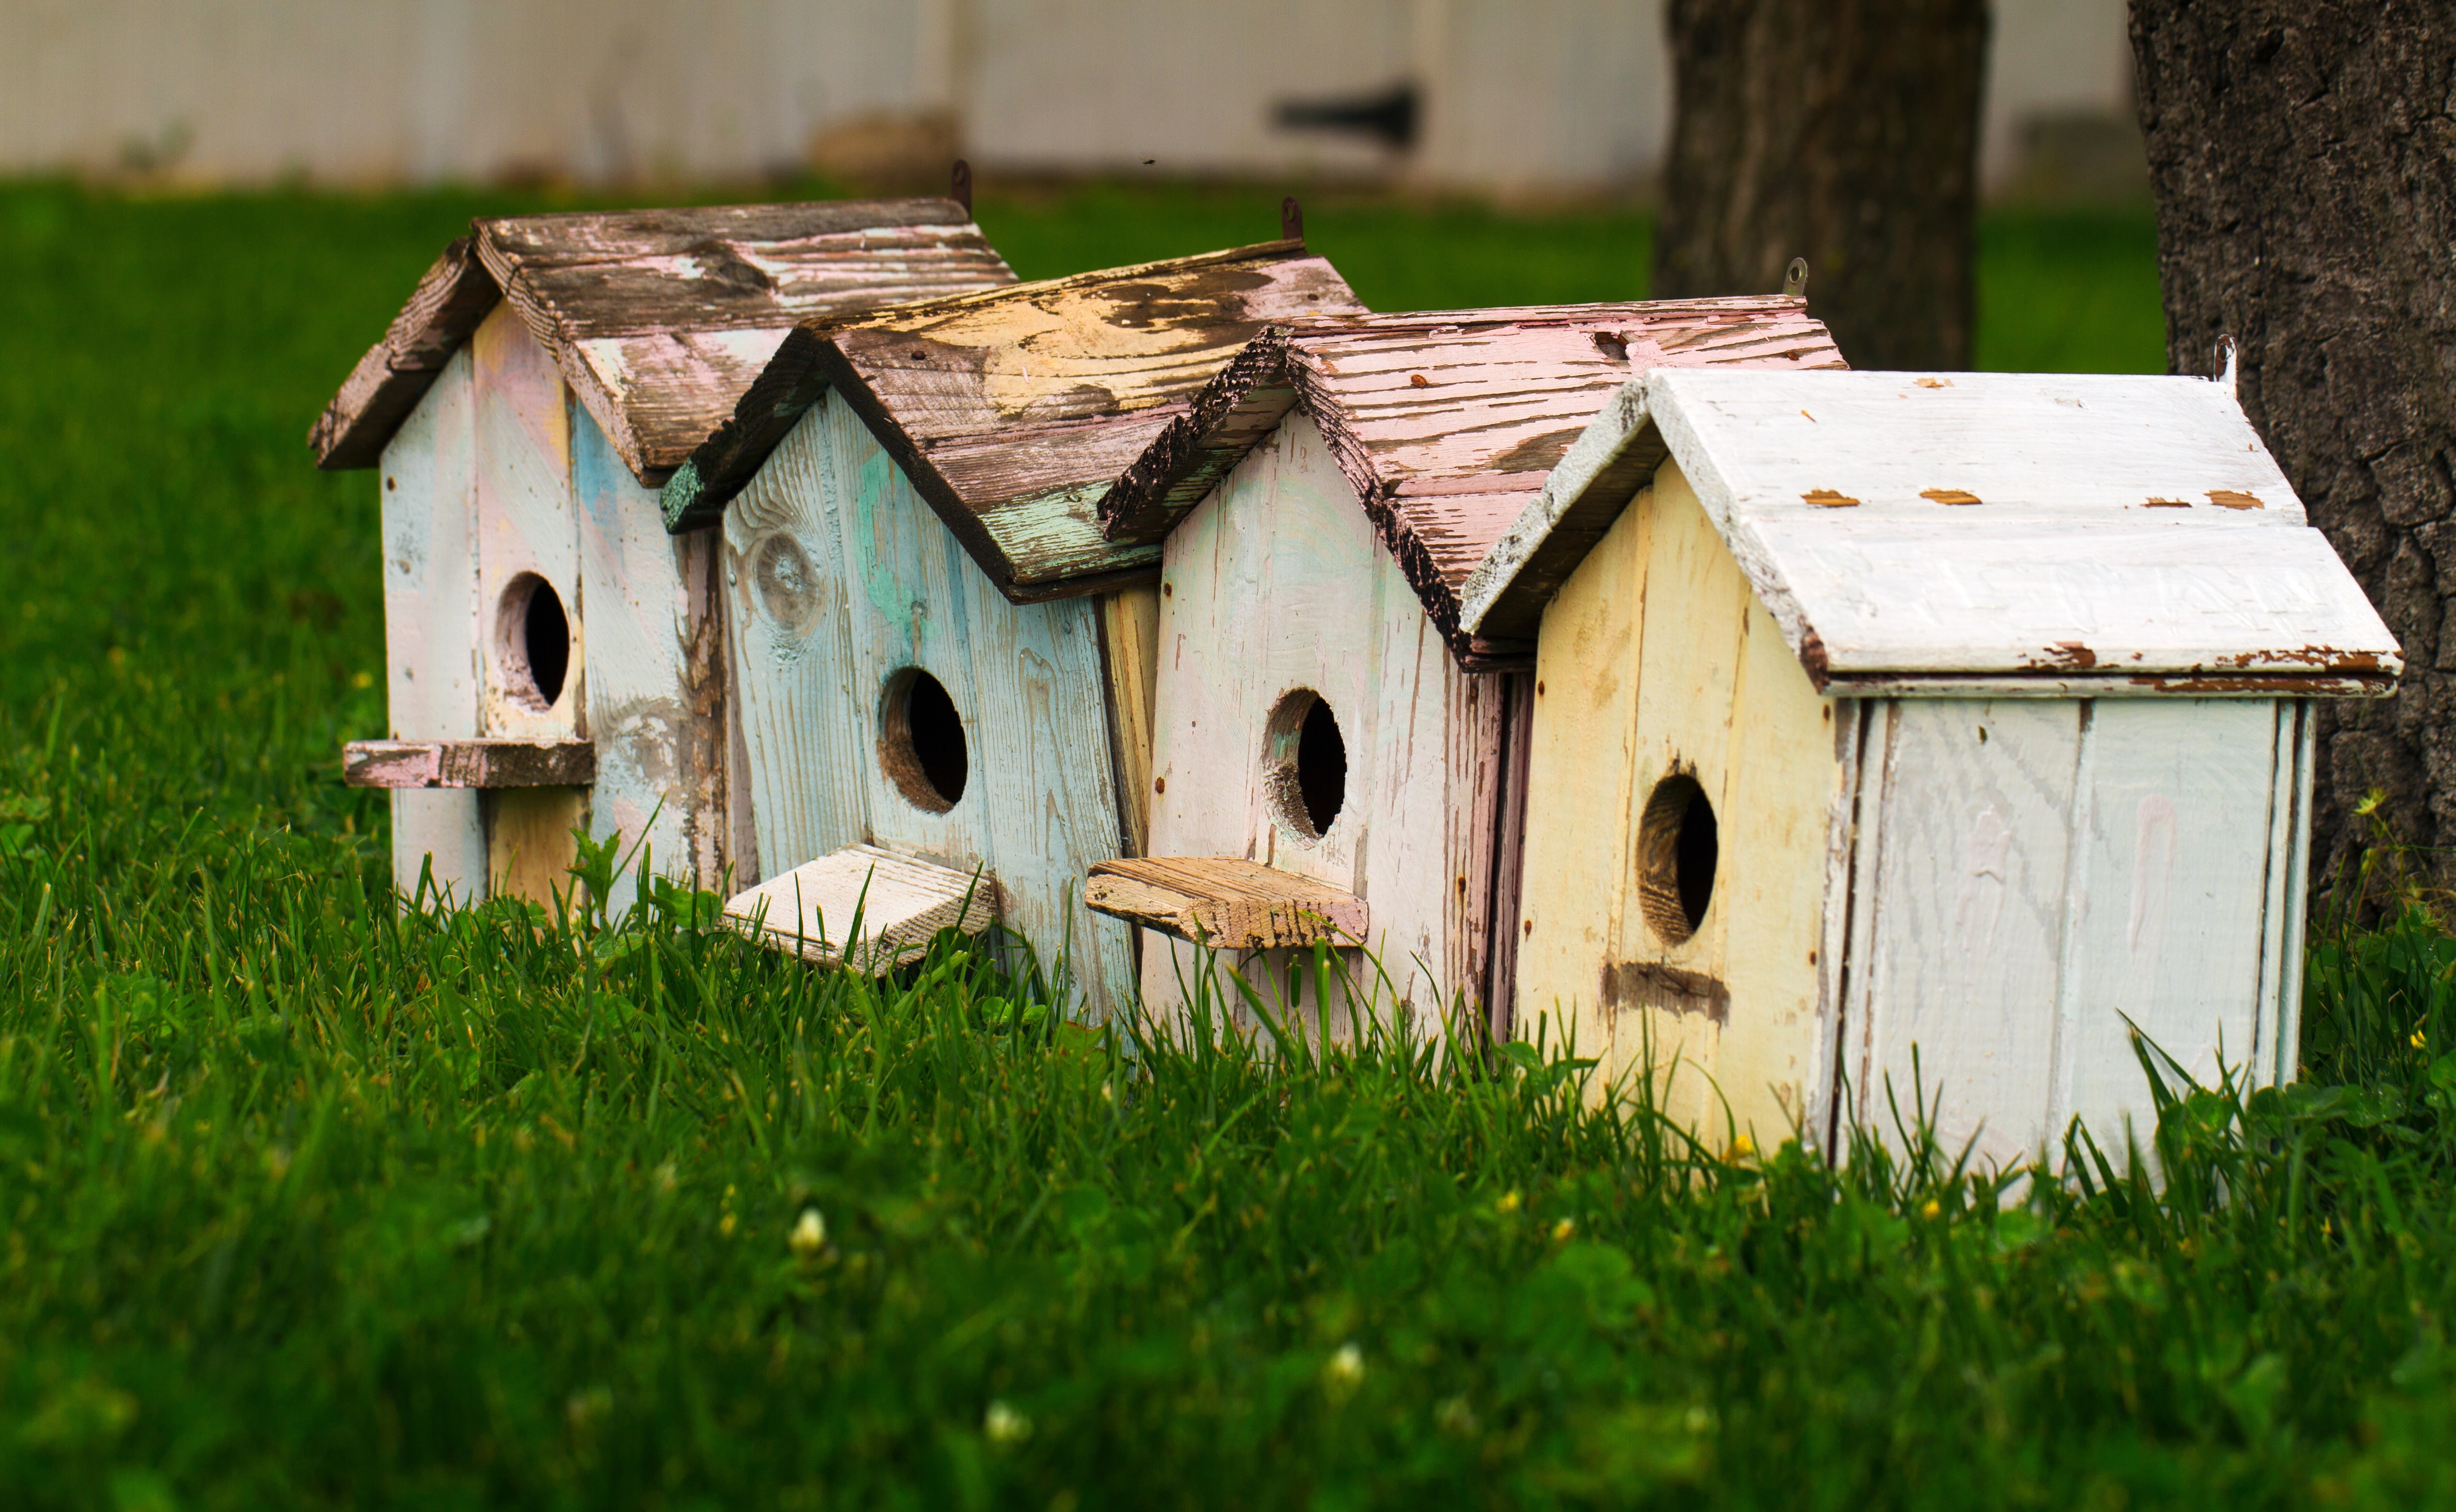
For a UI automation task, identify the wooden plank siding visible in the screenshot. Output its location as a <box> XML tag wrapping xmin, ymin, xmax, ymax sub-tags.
<box><xmin>573</xmin><ymin>405</ymin><xmax>730</xmax><ymax>907</ymax></box>
<box><xmin>722</xmin><ymin>390</ymin><xmax>1138</xmax><ymax>1016</ymax></box>
<box><xmin>379</xmin><ymin>346</ymin><xmax>488</xmax><ymax>906</ymax></box>
<box><xmin>313</xmin><ymin>198</ymin><xmax>1014</xmax><ymax>481</ymax></box>
<box><xmin>1138</xmin><ymin>415</ymin><xmax>1504</xmax><ymax>1034</ymax></box>
<box><xmin>468</xmin><ymin>306</ymin><xmax>587</xmax><ymax>905</ymax></box>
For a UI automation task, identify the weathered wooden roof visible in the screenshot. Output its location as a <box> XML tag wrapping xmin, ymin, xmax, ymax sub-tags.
<box><xmin>1097</xmin><ymin>298</ymin><xmax>1843</xmax><ymax>664</ymax></box>
<box><xmin>661</xmin><ymin>240</ymin><xmax>1363</xmax><ymax>599</ymax></box>
<box><xmin>310</xmin><ymin>199</ymin><xmax>1015</xmax><ymax>481</ymax></box>
<box><xmin>1459</xmin><ymin>369</ymin><xmax>2402</xmax><ymax>695</ymax></box>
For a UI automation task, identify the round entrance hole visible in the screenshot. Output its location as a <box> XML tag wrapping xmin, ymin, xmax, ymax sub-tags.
<box><xmin>496</xmin><ymin>572</ymin><xmax>571</xmax><ymax>711</ymax></box>
<box><xmin>880</xmin><ymin>667</ymin><xmax>968</xmax><ymax>812</ymax></box>
<box><xmin>1636</xmin><ymin>773</ymin><xmax>1718</xmax><ymax>945</ymax></box>
<box><xmin>1264</xmin><ymin>689</ymin><xmax>1347</xmax><ymax>841</ymax></box>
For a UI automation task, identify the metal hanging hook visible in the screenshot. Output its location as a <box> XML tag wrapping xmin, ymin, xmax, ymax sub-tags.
<box><xmin>1783</xmin><ymin>258</ymin><xmax>1810</xmax><ymax>298</ymax></box>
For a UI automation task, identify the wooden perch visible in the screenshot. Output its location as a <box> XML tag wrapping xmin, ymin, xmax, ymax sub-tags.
<box><xmin>1083</xmin><ymin>857</ymin><xmax>1367</xmax><ymax>950</ymax></box>
<box><xmin>723</xmin><ymin>844</ymin><xmax>999</xmax><ymax>973</ymax></box>
<box><xmin>343</xmin><ymin>738</ymin><xmax>596</xmax><ymax>789</ymax></box>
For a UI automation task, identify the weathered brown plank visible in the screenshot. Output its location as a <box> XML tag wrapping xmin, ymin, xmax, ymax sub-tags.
<box><xmin>314</xmin><ymin>199</ymin><xmax>1015</xmax><ymax>485</ymax></box>
<box><xmin>343</xmin><ymin>738</ymin><xmax>596</xmax><ymax>789</ymax></box>
<box><xmin>310</xmin><ymin>237</ymin><xmax>500</xmax><ymax>469</ymax></box>
<box><xmin>1084</xmin><ymin>856</ymin><xmax>1369</xmax><ymax>950</ymax></box>
<box><xmin>662</xmin><ymin>240</ymin><xmax>1364</xmax><ymax>598</ymax></box>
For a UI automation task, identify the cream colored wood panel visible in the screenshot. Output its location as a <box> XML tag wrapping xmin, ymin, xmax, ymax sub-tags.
<box><xmin>1603</xmin><ymin>461</ymin><xmax>1749</xmax><ymax>1140</ymax></box>
<box><xmin>2050</xmin><ymin>698</ymin><xmax>2286</xmax><ymax>1144</ymax></box>
<box><xmin>380</xmin><ymin>347</ymin><xmax>487</xmax><ymax>906</ymax></box>
<box><xmin>1715</xmin><ymin>590</ymin><xmax>1849</xmax><ymax>1145</ymax></box>
<box><xmin>1852</xmin><ymin>699</ymin><xmax>2084</xmax><ymax>1171</ymax></box>
<box><xmin>1517</xmin><ymin>479</ymin><xmax>1650</xmax><ymax>1070</ymax></box>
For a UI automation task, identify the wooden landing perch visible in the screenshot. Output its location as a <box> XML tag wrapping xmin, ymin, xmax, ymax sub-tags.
<box><xmin>724</xmin><ymin>844</ymin><xmax>999</xmax><ymax>973</ymax></box>
<box><xmin>1083</xmin><ymin>857</ymin><xmax>1367</xmax><ymax>950</ymax></box>
<box><xmin>344</xmin><ymin>738</ymin><xmax>596</xmax><ymax>789</ymax></box>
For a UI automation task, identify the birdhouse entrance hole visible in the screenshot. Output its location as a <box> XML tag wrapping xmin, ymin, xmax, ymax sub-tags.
<box><xmin>1264</xmin><ymin>689</ymin><xmax>1347</xmax><ymax>841</ymax></box>
<box><xmin>1637</xmin><ymin>773</ymin><xmax>1717</xmax><ymax>945</ymax></box>
<box><xmin>881</xmin><ymin>667</ymin><xmax>968</xmax><ymax>812</ymax></box>
<box><xmin>497</xmin><ymin>572</ymin><xmax>571</xmax><ymax>710</ymax></box>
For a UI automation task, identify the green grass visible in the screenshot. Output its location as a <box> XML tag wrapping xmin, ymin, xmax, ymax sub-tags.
<box><xmin>1</xmin><ymin>180</ymin><xmax>2448</xmax><ymax>1509</ymax></box>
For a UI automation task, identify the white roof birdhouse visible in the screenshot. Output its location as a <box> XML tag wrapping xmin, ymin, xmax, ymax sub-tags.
<box><xmin>1464</xmin><ymin>367</ymin><xmax>2400</xmax><ymax>1164</ymax></box>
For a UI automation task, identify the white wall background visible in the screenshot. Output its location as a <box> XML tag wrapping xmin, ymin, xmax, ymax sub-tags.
<box><xmin>0</xmin><ymin>0</ymin><xmax>2134</xmax><ymax>194</ymax></box>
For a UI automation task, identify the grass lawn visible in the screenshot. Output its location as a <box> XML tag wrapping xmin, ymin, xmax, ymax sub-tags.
<box><xmin>0</xmin><ymin>179</ymin><xmax>2448</xmax><ymax>1509</ymax></box>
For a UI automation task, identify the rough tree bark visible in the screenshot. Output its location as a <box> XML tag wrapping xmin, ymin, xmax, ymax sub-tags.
<box><xmin>2131</xmin><ymin>3</ymin><xmax>2456</xmax><ymax>891</ymax></box>
<box><xmin>1655</xmin><ymin>0</ymin><xmax>1989</xmax><ymax>370</ymax></box>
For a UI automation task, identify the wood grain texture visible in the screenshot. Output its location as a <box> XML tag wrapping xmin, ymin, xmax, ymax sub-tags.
<box><xmin>313</xmin><ymin>198</ymin><xmax>1014</xmax><ymax>482</ymax></box>
<box><xmin>1138</xmin><ymin>415</ymin><xmax>1499</xmax><ymax>1033</ymax></box>
<box><xmin>1084</xmin><ymin>857</ymin><xmax>1368</xmax><ymax>949</ymax></box>
<box><xmin>1099</xmin><ymin>585</ymin><xmax>1163</xmax><ymax>858</ymax></box>
<box><xmin>344</xmin><ymin>738</ymin><xmax>595</xmax><ymax>789</ymax></box>
<box><xmin>665</xmin><ymin>241</ymin><xmax>1363</xmax><ymax>599</ymax></box>
<box><xmin>726</xmin><ymin>843</ymin><xmax>998</xmax><ymax>973</ymax></box>
<box><xmin>722</xmin><ymin>390</ymin><xmax>1139</xmax><ymax>1017</ymax></box>
<box><xmin>1469</xmin><ymin>367</ymin><xmax>2402</xmax><ymax>690</ymax></box>
<box><xmin>1101</xmin><ymin>299</ymin><xmax>1842</xmax><ymax>667</ymax></box>
<box><xmin>379</xmin><ymin>348</ymin><xmax>488</xmax><ymax>905</ymax></box>
<box><xmin>470</xmin><ymin>308</ymin><xmax>587</xmax><ymax>907</ymax></box>
<box><xmin>486</xmin><ymin>787</ymin><xmax>586</xmax><ymax>910</ymax></box>
<box><xmin>573</xmin><ymin>405</ymin><xmax>728</xmax><ymax>910</ymax></box>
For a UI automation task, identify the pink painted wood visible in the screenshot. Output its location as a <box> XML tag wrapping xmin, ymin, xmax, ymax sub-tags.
<box><xmin>1099</xmin><ymin>300</ymin><xmax>1845</xmax><ymax>666</ymax></box>
<box><xmin>343</xmin><ymin>738</ymin><xmax>596</xmax><ymax>790</ymax></box>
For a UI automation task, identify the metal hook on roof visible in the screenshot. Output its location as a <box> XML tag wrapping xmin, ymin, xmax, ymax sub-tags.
<box><xmin>1784</xmin><ymin>258</ymin><xmax>1809</xmax><ymax>298</ymax></box>
<box><xmin>951</xmin><ymin>159</ymin><xmax>973</xmax><ymax>216</ymax></box>
<box><xmin>2214</xmin><ymin>334</ymin><xmax>2238</xmax><ymax>395</ymax></box>
<box><xmin>1282</xmin><ymin>196</ymin><xmax>1305</xmax><ymax>244</ymax></box>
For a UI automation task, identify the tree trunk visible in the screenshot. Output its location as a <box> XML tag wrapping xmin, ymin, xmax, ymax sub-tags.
<box><xmin>2131</xmin><ymin>3</ymin><xmax>2456</xmax><ymax>892</ymax></box>
<box><xmin>1654</xmin><ymin>0</ymin><xmax>1988</xmax><ymax>370</ymax></box>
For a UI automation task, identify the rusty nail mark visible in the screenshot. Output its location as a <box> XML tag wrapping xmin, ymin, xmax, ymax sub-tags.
<box><xmin>2143</xmin><ymin>497</ymin><xmax>2191</xmax><ymax>508</ymax></box>
<box><xmin>1802</xmin><ymin>488</ymin><xmax>1858</xmax><ymax>507</ymax></box>
<box><xmin>1409</xmin><ymin>373</ymin><xmax>1430</xmax><ymax>388</ymax></box>
<box><xmin>1913</xmin><ymin>377</ymin><xmax>1952</xmax><ymax>389</ymax></box>
<box><xmin>1154</xmin><ymin>777</ymin><xmax>1165</xmax><ymax>793</ymax></box>
<box><xmin>1921</xmin><ymin>488</ymin><xmax>1981</xmax><ymax>505</ymax></box>
<box><xmin>2207</xmin><ymin>489</ymin><xmax>2263</xmax><ymax>510</ymax></box>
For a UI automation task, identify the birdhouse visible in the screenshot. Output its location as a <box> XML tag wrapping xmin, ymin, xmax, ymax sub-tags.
<box><xmin>317</xmin><ymin>199</ymin><xmax>1011</xmax><ymax>914</ymax></box>
<box><xmin>1457</xmin><ymin>367</ymin><xmax>2401</xmax><ymax>1164</ymax></box>
<box><xmin>1082</xmin><ymin>300</ymin><xmax>1842</xmax><ymax>1033</ymax></box>
<box><xmin>658</xmin><ymin>238</ymin><xmax>1361</xmax><ymax>1002</ymax></box>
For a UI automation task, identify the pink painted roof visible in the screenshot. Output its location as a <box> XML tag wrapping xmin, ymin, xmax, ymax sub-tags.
<box><xmin>1100</xmin><ymin>299</ymin><xmax>1845</xmax><ymax>666</ymax></box>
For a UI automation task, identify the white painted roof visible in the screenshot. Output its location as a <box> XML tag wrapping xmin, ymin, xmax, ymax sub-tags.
<box><xmin>1461</xmin><ymin>369</ymin><xmax>2400</xmax><ymax>695</ymax></box>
